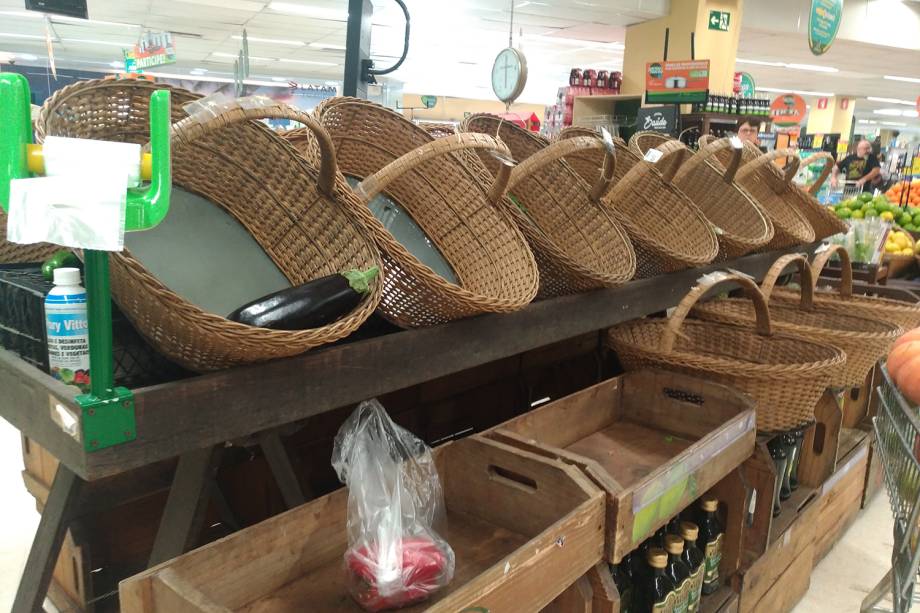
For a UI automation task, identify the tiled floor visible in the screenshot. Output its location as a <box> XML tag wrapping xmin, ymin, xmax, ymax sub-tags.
<box><xmin>0</xmin><ymin>415</ymin><xmax>899</xmax><ymax>612</ymax></box>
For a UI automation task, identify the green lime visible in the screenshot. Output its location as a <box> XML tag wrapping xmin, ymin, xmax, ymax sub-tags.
<box><xmin>913</xmin><ymin>213</ymin><xmax>920</xmax><ymax>226</ymax></box>
<box><xmin>900</xmin><ymin>213</ymin><xmax>913</xmax><ymax>227</ymax></box>
<box><xmin>836</xmin><ymin>208</ymin><xmax>852</xmax><ymax>219</ymax></box>
<box><xmin>865</xmin><ymin>209</ymin><xmax>879</xmax><ymax>218</ymax></box>
<box><xmin>859</xmin><ymin>192</ymin><xmax>873</xmax><ymax>203</ymax></box>
<box><xmin>851</xmin><ymin>210</ymin><xmax>865</xmax><ymax>219</ymax></box>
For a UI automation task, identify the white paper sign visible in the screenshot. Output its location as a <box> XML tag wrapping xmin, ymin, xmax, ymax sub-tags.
<box><xmin>42</xmin><ymin>136</ymin><xmax>141</xmax><ymax>188</ymax></box>
<box><xmin>643</xmin><ymin>149</ymin><xmax>663</xmax><ymax>163</ymax></box>
<box><xmin>730</xmin><ymin>135</ymin><xmax>744</xmax><ymax>150</ymax></box>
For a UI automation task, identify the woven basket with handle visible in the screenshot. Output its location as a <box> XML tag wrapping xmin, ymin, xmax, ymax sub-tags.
<box><xmin>701</xmin><ymin>137</ymin><xmax>816</xmax><ymax>251</ymax></box>
<box><xmin>772</xmin><ymin>244</ymin><xmax>920</xmax><ymax>330</ymax></box>
<box><xmin>35</xmin><ymin>79</ymin><xmax>384</xmax><ymax>372</ymax></box>
<box><xmin>601</xmin><ymin>139</ymin><xmax>719</xmax><ymax>277</ymax></box>
<box><xmin>607</xmin><ymin>271</ymin><xmax>845</xmax><ymax>433</ymax></box>
<box><xmin>460</xmin><ymin>113</ymin><xmax>636</xmax><ymax>298</ymax></box>
<box><xmin>628</xmin><ymin>133</ymin><xmax>774</xmax><ymax>260</ymax></box>
<box><xmin>297</xmin><ymin>98</ymin><xmax>539</xmax><ymax>326</ymax></box>
<box><xmin>790</xmin><ymin>152</ymin><xmax>848</xmax><ymax>240</ymax></box>
<box><xmin>691</xmin><ymin>253</ymin><xmax>901</xmax><ymax>388</ymax></box>
<box><xmin>556</xmin><ymin>126</ymin><xmax>640</xmax><ymax>189</ymax></box>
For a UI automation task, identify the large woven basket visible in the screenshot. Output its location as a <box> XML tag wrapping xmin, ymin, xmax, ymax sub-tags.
<box><xmin>701</xmin><ymin>137</ymin><xmax>816</xmax><ymax>251</ymax></box>
<box><xmin>773</xmin><ymin>244</ymin><xmax>920</xmax><ymax>330</ymax></box>
<box><xmin>791</xmin><ymin>152</ymin><xmax>848</xmax><ymax>240</ymax></box>
<box><xmin>607</xmin><ymin>271</ymin><xmax>845</xmax><ymax>433</ymax></box>
<box><xmin>36</xmin><ymin>79</ymin><xmax>384</xmax><ymax>372</ymax></box>
<box><xmin>629</xmin><ymin>134</ymin><xmax>774</xmax><ymax>260</ymax></box>
<box><xmin>691</xmin><ymin>254</ymin><xmax>901</xmax><ymax>388</ymax></box>
<box><xmin>298</xmin><ymin>98</ymin><xmax>539</xmax><ymax>326</ymax></box>
<box><xmin>556</xmin><ymin>126</ymin><xmax>640</xmax><ymax>192</ymax></box>
<box><xmin>461</xmin><ymin>113</ymin><xmax>636</xmax><ymax>297</ymax></box>
<box><xmin>600</xmin><ymin>139</ymin><xmax>719</xmax><ymax>277</ymax></box>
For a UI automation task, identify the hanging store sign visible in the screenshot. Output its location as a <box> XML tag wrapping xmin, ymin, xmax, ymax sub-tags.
<box><xmin>770</xmin><ymin>94</ymin><xmax>808</xmax><ymax>126</ymax></box>
<box><xmin>645</xmin><ymin>59</ymin><xmax>710</xmax><ymax>104</ymax></box>
<box><xmin>124</xmin><ymin>31</ymin><xmax>176</xmax><ymax>72</ymax></box>
<box><xmin>708</xmin><ymin>10</ymin><xmax>731</xmax><ymax>31</ymax></box>
<box><xmin>636</xmin><ymin>106</ymin><xmax>679</xmax><ymax>137</ymax></box>
<box><xmin>733</xmin><ymin>72</ymin><xmax>756</xmax><ymax>97</ymax></box>
<box><xmin>808</xmin><ymin>0</ymin><xmax>843</xmax><ymax>56</ymax></box>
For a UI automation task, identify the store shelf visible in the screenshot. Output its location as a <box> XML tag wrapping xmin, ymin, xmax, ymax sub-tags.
<box><xmin>0</xmin><ymin>242</ymin><xmax>818</xmax><ymax>482</ymax></box>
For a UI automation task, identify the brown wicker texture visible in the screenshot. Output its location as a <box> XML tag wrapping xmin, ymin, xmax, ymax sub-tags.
<box><xmin>460</xmin><ymin>113</ymin><xmax>636</xmax><ymax>298</ymax></box>
<box><xmin>417</xmin><ymin>122</ymin><xmax>458</xmax><ymax>139</ymax></box>
<box><xmin>790</xmin><ymin>152</ymin><xmax>848</xmax><ymax>240</ymax></box>
<box><xmin>301</xmin><ymin>98</ymin><xmax>539</xmax><ymax>326</ymax></box>
<box><xmin>36</xmin><ymin>79</ymin><xmax>384</xmax><ymax>372</ymax></box>
<box><xmin>600</xmin><ymin>139</ymin><xmax>720</xmax><ymax>277</ymax></box>
<box><xmin>607</xmin><ymin>272</ymin><xmax>845</xmax><ymax>433</ymax></box>
<box><xmin>772</xmin><ymin>244</ymin><xmax>920</xmax><ymax>330</ymax></box>
<box><xmin>691</xmin><ymin>254</ymin><xmax>901</xmax><ymax>388</ymax></box>
<box><xmin>702</xmin><ymin>139</ymin><xmax>817</xmax><ymax>251</ymax></box>
<box><xmin>556</xmin><ymin>126</ymin><xmax>640</xmax><ymax>193</ymax></box>
<box><xmin>629</xmin><ymin>134</ymin><xmax>775</xmax><ymax>261</ymax></box>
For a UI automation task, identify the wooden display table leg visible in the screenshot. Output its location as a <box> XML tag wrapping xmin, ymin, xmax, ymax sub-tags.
<box><xmin>12</xmin><ymin>465</ymin><xmax>83</xmax><ymax>613</ymax></box>
<box><xmin>258</xmin><ymin>429</ymin><xmax>308</xmax><ymax>508</ymax></box>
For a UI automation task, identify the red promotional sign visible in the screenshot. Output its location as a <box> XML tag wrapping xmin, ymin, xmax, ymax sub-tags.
<box><xmin>840</xmin><ymin>97</ymin><xmax>849</xmax><ymax>110</ymax></box>
<box><xmin>817</xmin><ymin>97</ymin><xmax>828</xmax><ymax>109</ymax></box>
<box><xmin>770</xmin><ymin>94</ymin><xmax>808</xmax><ymax>126</ymax></box>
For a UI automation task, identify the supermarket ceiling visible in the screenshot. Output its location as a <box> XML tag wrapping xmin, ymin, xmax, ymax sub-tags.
<box><xmin>0</xmin><ymin>0</ymin><xmax>918</xmax><ymax>129</ymax></box>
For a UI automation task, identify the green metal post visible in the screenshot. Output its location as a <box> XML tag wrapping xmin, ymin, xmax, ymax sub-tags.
<box><xmin>83</xmin><ymin>250</ymin><xmax>114</xmax><ymax>396</ymax></box>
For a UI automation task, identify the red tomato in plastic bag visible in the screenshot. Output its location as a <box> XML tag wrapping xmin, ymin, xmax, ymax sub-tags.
<box><xmin>345</xmin><ymin>537</ymin><xmax>449</xmax><ymax>611</ymax></box>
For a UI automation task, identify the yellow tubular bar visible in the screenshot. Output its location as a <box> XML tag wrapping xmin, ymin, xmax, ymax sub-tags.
<box><xmin>26</xmin><ymin>143</ymin><xmax>153</xmax><ymax>181</ymax></box>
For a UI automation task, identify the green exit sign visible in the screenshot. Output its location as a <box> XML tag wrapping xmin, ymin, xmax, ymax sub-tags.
<box><xmin>709</xmin><ymin>10</ymin><xmax>730</xmax><ymax>31</ymax></box>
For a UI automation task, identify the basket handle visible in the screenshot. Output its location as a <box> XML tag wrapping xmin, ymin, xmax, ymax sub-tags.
<box><xmin>800</xmin><ymin>152</ymin><xmax>835</xmax><ymax>195</ymax></box>
<box><xmin>698</xmin><ymin>134</ymin><xmax>717</xmax><ymax>148</ymax></box>
<box><xmin>759</xmin><ymin>253</ymin><xmax>815</xmax><ymax>309</ymax></box>
<box><xmin>810</xmin><ymin>244</ymin><xmax>853</xmax><ymax>299</ymax></box>
<box><xmin>507</xmin><ymin>136</ymin><xmax>614</xmax><ymax>202</ymax></box>
<box><xmin>736</xmin><ymin>148</ymin><xmax>801</xmax><ymax>194</ymax></box>
<box><xmin>688</xmin><ymin>137</ymin><xmax>744</xmax><ymax>183</ymax></box>
<box><xmin>169</xmin><ymin>103</ymin><xmax>339</xmax><ymax>196</ymax></box>
<box><xmin>661</xmin><ymin>272</ymin><xmax>772</xmax><ymax>353</ymax></box>
<box><xmin>353</xmin><ymin>132</ymin><xmax>513</xmax><ymax>204</ymax></box>
<box><xmin>655</xmin><ymin>140</ymin><xmax>689</xmax><ymax>184</ymax></box>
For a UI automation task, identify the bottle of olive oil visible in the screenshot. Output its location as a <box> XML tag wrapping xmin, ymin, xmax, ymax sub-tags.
<box><xmin>641</xmin><ymin>548</ymin><xmax>678</xmax><ymax>612</ymax></box>
<box><xmin>680</xmin><ymin>522</ymin><xmax>705</xmax><ymax>612</ymax></box>
<box><xmin>698</xmin><ymin>497</ymin><xmax>724</xmax><ymax>595</ymax></box>
<box><xmin>664</xmin><ymin>535</ymin><xmax>692</xmax><ymax>613</ymax></box>
<box><xmin>611</xmin><ymin>561</ymin><xmax>634</xmax><ymax>613</ymax></box>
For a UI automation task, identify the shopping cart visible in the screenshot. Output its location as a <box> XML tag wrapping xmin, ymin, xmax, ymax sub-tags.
<box><xmin>862</xmin><ymin>364</ymin><xmax>920</xmax><ymax>612</ymax></box>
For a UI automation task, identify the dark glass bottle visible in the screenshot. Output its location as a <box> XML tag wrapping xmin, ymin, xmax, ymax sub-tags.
<box><xmin>781</xmin><ymin>433</ymin><xmax>797</xmax><ymax>500</ymax></box>
<box><xmin>664</xmin><ymin>535</ymin><xmax>692</xmax><ymax>613</ymax></box>
<box><xmin>698</xmin><ymin>497</ymin><xmax>723</xmax><ymax>595</ymax></box>
<box><xmin>790</xmin><ymin>429</ymin><xmax>805</xmax><ymax>490</ymax></box>
<box><xmin>767</xmin><ymin>437</ymin><xmax>788</xmax><ymax>516</ymax></box>
<box><xmin>667</xmin><ymin>515</ymin><xmax>683</xmax><ymax>536</ymax></box>
<box><xmin>640</xmin><ymin>547</ymin><xmax>678</xmax><ymax>612</ymax></box>
<box><xmin>611</xmin><ymin>562</ymin><xmax>634</xmax><ymax>613</ymax></box>
<box><xmin>680</xmin><ymin>522</ymin><xmax>705</xmax><ymax>613</ymax></box>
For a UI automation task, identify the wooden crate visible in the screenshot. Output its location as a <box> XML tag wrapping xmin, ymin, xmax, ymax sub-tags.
<box><xmin>813</xmin><ymin>431</ymin><xmax>870</xmax><ymax>564</ymax></box>
<box><xmin>734</xmin><ymin>490</ymin><xmax>819</xmax><ymax>613</ymax></box>
<box><xmin>701</xmin><ymin>585</ymin><xmax>740</xmax><ymax>613</ymax></box>
<box><xmin>841</xmin><ymin>366</ymin><xmax>876</xmax><ymax>429</ymax></box>
<box><xmin>120</xmin><ymin>436</ymin><xmax>606</xmax><ymax>612</ymax></box>
<box><xmin>486</xmin><ymin>369</ymin><xmax>756</xmax><ymax>564</ymax></box>
<box><xmin>542</xmin><ymin>563</ymin><xmax>620</xmax><ymax>613</ymax></box>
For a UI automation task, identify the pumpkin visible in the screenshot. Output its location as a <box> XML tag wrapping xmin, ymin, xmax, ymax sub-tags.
<box><xmin>897</xmin><ymin>355</ymin><xmax>920</xmax><ymax>406</ymax></box>
<box><xmin>893</xmin><ymin>328</ymin><xmax>920</xmax><ymax>351</ymax></box>
<box><xmin>888</xmin><ymin>342</ymin><xmax>920</xmax><ymax>382</ymax></box>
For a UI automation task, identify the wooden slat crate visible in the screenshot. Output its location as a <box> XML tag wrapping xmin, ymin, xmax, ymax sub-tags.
<box><xmin>733</xmin><ymin>489</ymin><xmax>819</xmax><ymax>613</ymax></box>
<box><xmin>120</xmin><ymin>436</ymin><xmax>606</xmax><ymax>612</ymax></box>
<box><xmin>813</xmin><ymin>432</ymin><xmax>870</xmax><ymax>565</ymax></box>
<box><xmin>485</xmin><ymin>369</ymin><xmax>756</xmax><ymax>564</ymax></box>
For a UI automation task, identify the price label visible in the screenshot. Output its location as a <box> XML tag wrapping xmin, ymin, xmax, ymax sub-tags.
<box><xmin>644</xmin><ymin>149</ymin><xmax>663</xmax><ymax>163</ymax></box>
<box><xmin>601</xmin><ymin>127</ymin><xmax>616</xmax><ymax>154</ymax></box>
<box><xmin>489</xmin><ymin>150</ymin><xmax>517</xmax><ymax>167</ymax></box>
<box><xmin>730</xmin><ymin>135</ymin><xmax>743</xmax><ymax>150</ymax></box>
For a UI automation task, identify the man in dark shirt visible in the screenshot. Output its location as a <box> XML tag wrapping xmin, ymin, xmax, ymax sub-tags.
<box><xmin>830</xmin><ymin>139</ymin><xmax>881</xmax><ymax>192</ymax></box>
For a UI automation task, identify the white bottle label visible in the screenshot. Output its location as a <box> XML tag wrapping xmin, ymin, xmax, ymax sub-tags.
<box><xmin>46</xmin><ymin>291</ymin><xmax>90</xmax><ymax>392</ymax></box>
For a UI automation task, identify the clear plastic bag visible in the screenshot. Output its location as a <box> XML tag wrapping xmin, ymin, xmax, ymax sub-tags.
<box><xmin>332</xmin><ymin>399</ymin><xmax>455</xmax><ymax>611</ymax></box>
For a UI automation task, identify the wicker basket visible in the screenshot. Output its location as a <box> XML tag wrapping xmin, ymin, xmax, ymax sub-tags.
<box><xmin>627</xmin><ymin>131</ymin><xmax>672</xmax><ymax>157</ymax></box>
<box><xmin>629</xmin><ymin>134</ymin><xmax>774</xmax><ymax>261</ymax></box>
<box><xmin>607</xmin><ymin>271</ymin><xmax>845</xmax><ymax>433</ymax></box>
<box><xmin>36</xmin><ymin>79</ymin><xmax>384</xmax><ymax>372</ymax></box>
<box><xmin>417</xmin><ymin>122</ymin><xmax>458</xmax><ymax>139</ymax></box>
<box><xmin>556</xmin><ymin>126</ymin><xmax>640</xmax><ymax>193</ymax></box>
<box><xmin>787</xmin><ymin>152</ymin><xmax>848</xmax><ymax>240</ymax></box>
<box><xmin>461</xmin><ymin>113</ymin><xmax>636</xmax><ymax>297</ymax></box>
<box><xmin>600</xmin><ymin>139</ymin><xmax>720</xmax><ymax>277</ymax></box>
<box><xmin>299</xmin><ymin>98</ymin><xmax>540</xmax><ymax>326</ymax></box>
<box><xmin>691</xmin><ymin>254</ymin><xmax>902</xmax><ymax>388</ymax></box>
<box><xmin>773</xmin><ymin>244</ymin><xmax>920</xmax><ymax>330</ymax></box>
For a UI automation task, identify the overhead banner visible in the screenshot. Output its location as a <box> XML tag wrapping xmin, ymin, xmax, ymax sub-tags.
<box><xmin>645</xmin><ymin>59</ymin><xmax>710</xmax><ymax>104</ymax></box>
<box><xmin>124</xmin><ymin>31</ymin><xmax>176</xmax><ymax>72</ymax></box>
<box><xmin>770</xmin><ymin>94</ymin><xmax>808</xmax><ymax>126</ymax></box>
<box><xmin>808</xmin><ymin>0</ymin><xmax>843</xmax><ymax>56</ymax></box>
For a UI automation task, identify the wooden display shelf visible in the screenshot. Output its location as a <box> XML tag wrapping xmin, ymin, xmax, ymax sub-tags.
<box><xmin>120</xmin><ymin>436</ymin><xmax>606</xmax><ymax>613</ymax></box>
<box><xmin>813</xmin><ymin>432</ymin><xmax>870</xmax><ymax>565</ymax></box>
<box><xmin>486</xmin><ymin>370</ymin><xmax>756</xmax><ymax>564</ymax></box>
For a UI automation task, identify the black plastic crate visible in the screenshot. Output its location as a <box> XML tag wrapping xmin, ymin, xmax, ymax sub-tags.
<box><xmin>0</xmin><ymin>264</ymin><xmax>189</xmax><ymax>389</ymax></box>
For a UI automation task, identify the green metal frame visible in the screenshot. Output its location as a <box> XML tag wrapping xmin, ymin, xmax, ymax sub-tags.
<box><xmin>0</xmin><ymin>73</ymin><xmax>172</xmax><ymax>451</ymax></box>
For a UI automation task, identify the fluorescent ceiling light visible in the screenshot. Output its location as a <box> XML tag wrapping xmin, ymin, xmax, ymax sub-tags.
<box><xmin>756</xmin><ymin>86</ymin><xmax>834</xmax><ymax>97</ymax></box>
<box><xmin>884</xmin><ymin>74</ymin><xmax>920</xmax><ymax>84</ymax></box>
<box><xmin>64</xmin><ymin>38</ymin><xmax>134</xmax><ymax>47</ymax></box>
<box><xmin>279</xmin><ymin>58</ymin><xmax>337</xmax><ymax>66</ymax></box>
<box><xmin>308</xmin><ymin>42</ymin><xmax>346</xmax><ymax>50</ymax></box>
<box><xmin>233</xmin><ymin>35</ymin><xmax>303</xmax><ymax>46</ymax></box>
<box><xmin>873</xmin><ymin>108</ymin><xmax>919</xmax><ymax>117</ymax></box>
<box><xmin>867</xmin><ymin>96</ymin><xmax>916</xmax><ymax>106</ymax></box>
<box><xmin>122</xmin><ymin>69</ymin><xmax>292</xmax><ymax>88</ymax></box>
<box><xmin>16</xmin><ymin>52</ymin><xmax>39</xmax><ymax>60</ymax></box>
<box><xmin>516</xmin><ymin>1</ymin><xmax>548</xmax><ymax>6</ymax></box>
<box><xmin>190</xmin><ymin>68</ymin><xmax>208</xmax><ymax>74</ymax></box>
<box><xmin>524</xmin><ymin>34</ymin><xmax>622</xmax><ymax>48</ymax></box>
<box><xmin>881</xmin><ymin>121</ymin><xmax>907</xmax><ymax>126</ymax></box>
<box><xmin>0</xmin><ymin>10</ymin><xmax>137</xmax><ymax>27</ymax></box>
<box><xmin>268</xmin><ymin>3</ymin><xmax>348</xmax><ymax>20</ymax></box>
<box><xmin>108</xmin><ymin>60</ymin><xmax>123</xmax><ymax>68</ymax></box>
<box><xmin>212</xmin><ymin>51</ymin><xmax>275</xmax><ymax>60</ymax></box>
<box><xmin>0</xmin><ymin>33</ymin><xmax>45</xmax><ymax>40</ymax></box>
<box><xmin>324</xmin><ymin>80</ymin><xmax>339</xmax><ymax>86</ymax></box>
<box><xmin>736</xmin><ymin>58</ymin><xmax>784</xmax><ymax>67</ymax></box>
<box><xmin>737</xmin><ymin>58</ymin><xmax>837</xmax><ymax>72</ymax></box>
<box><xmin>271</xmin><ymin>76</ymin><xmax>287</xmax><ymax>82</ymax></box>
